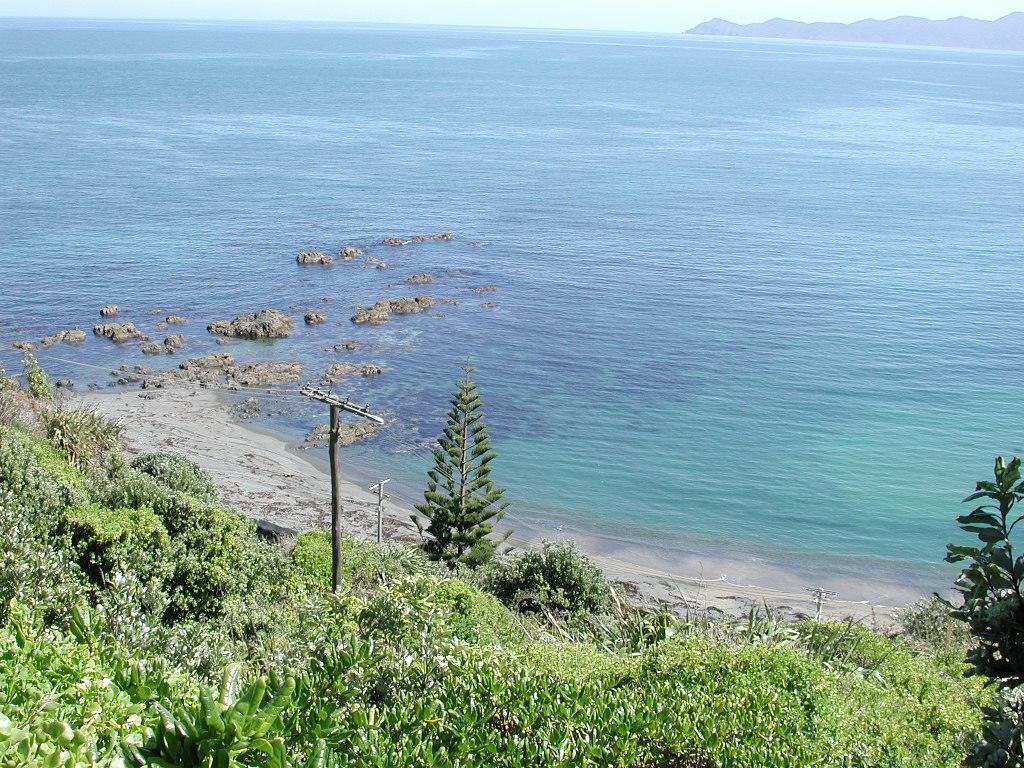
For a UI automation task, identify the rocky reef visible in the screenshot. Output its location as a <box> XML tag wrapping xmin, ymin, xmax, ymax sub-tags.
<box><xmin>207</xmin><ymin>309</ymin><xmax>294</xmax><ymax>339</ymax></box>
<box><xmin>99</xmin><ymin>305</ymin><xmax>120</xmax><ymax>317</ymax></box>
<box><xmin>322</xmin><ymin>363</ymin><xmax>385</xmax><ymax>385</ymax></box>
<box><xmin>404</xmin><ymin>273</ymin><xmax>434</xmax><ymax>285</ymax></box>
<box><xmin>304</xmin><ymin>312</ymin><xmax>326</xmax><ymax>326</ymax></box>
<box><xmin>94</xmin><ymin>322</ymin><xmax>145</xmax><ymax>343</ymax></box>
<box><xmin>351</xmin><ymin>297</ymin><xmax>436</xmax><ymax>325</ymax></box>
<box><xmin>296</xmin><ymin>251</ymin><xmax>334</xmax><ymax>266</ymax></box>
<box><xmin>302</xmin><ymin>421</ymin><xmax>379</xmax><ymax>448</ymax></box>
<box><xmin>38</xmin><ymin>329</ymin><xmax>86</xmax><ymax>348</ymax></box>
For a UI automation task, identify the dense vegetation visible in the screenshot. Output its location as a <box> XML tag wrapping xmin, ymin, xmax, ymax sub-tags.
<box><xmin>0</xmin><ymin>359</ymin><xmax>998</xmax><ymax>766</ymax></box>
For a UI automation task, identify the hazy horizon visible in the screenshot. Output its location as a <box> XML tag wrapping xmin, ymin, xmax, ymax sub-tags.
<box><xmin>2</xmin><ymin>1</ymin><xmax>1021</xmax><ymax>34</ymax></box>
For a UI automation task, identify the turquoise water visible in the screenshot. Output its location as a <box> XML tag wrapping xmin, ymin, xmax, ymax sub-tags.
<box><xmin>2</xmin><ymin>19</ymin><xmax>1022</xmax><ymax>600</ymax></box>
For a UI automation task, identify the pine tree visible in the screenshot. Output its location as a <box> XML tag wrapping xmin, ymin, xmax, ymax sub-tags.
<box><xmin>413</xmin><ymin>366</ymin><xmax>510</xmax><ymax>568</ymax></box>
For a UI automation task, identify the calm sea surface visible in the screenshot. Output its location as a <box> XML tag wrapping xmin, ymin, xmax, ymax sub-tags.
<box><xmin>2</xmin><ymin>19</ymin><xmax>1022</xmax><ymax>601</ymax></box>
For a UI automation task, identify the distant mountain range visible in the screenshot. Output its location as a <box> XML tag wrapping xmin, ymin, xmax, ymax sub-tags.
<box><xmin>686</xmin><ymin>12</ymin><xmax>1024</xmax><ymax>51</ymax></box>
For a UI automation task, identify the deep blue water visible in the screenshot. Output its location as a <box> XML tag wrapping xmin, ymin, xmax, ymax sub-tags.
<box><xmin>2</xmin><ymin>18</ymin><xmax>1022</xmax><ymax>601</ymax></box>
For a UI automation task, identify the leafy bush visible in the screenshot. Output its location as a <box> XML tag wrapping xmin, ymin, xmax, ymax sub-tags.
<box><xmin>898</xmin><ymin>596</ymin><xmax>973</xmax><ymax>669</ymax></box>
<box><xmin>62</xmin><ymin>502</ymin><xmax>172</xmax><ymax>587</ymax></box>
<box><xmin>22</xmin><ymin>351</ymin><xmax>53</xmax><ymax>401</ymax></box>
<box><xmin>131</xmin><ymin>451</ymin><xmax>219</xmax><ymax>501</ymax></box>
<box><xmin>0</xmin><ymin>425</ymin><xmax>89</xmax><ymax>527</ymax></box>
<box><xmin>40</xmin><ymin>405</ymin><xmax>124</xmax><ymax>473</ymax></box>
<box><xmin>292</xmin><ymin>531</ymin><xmax>440</xmax><ymax>592</ymax></box>
<box><xmin>432</xmin><ymin>578</ymin><xmax>524</xmax><ymax>645</ymax></box>
<box><xmin>482</xmin><ymin>539</ymin><xmax>611</xmax><ymax>616</ymax></box>
<box><xmin>153</xmin><ymin>492</ymin><xmax>286</xmax><ymax>622</ymax></box>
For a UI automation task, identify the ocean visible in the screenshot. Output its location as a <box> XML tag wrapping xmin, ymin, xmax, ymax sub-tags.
<box><xmin>2</xmin><ymin>18</ymin><xmax>1022</xmax><ymax>603</ymax></box>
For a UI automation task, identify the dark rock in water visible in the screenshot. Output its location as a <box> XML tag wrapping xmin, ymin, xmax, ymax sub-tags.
<box><xmin>411</xmin><ymin>232</ymin><xmax>454</xmax><ymax>242</ymax></box>
<box><xmin>339</xmin><ymin>246</ymin><xmax>364</xmax><ymax>260</ymax></box>
<box><xmin>55</xmin><ymin>379</ymin><xmax>74</xmax><ymax>389</ymax></box>
<box><xmin>140</xmin><ymin>343</ymin><xmax>165</xmax><ymax>355</ymax></box>
<box><xmin>100</xmin><ymin>305</ymin><xmax>120</xmax><ymax>317</ymax></box>
<box><xmin>166</xmin><ymin>315</ymin><xmax>187</xmax><ymax>325</ymax></box>
<box><xmin>472</xmin><ymin>285</ymin><xmax>498</xmax><ymax>294</ymax></box>
<box><xmin>405</xmin><ymin>273</ymin><xmax>434</xmax><ymax>285</ymax></box>
<box><xmin>94</xmin><ymin>322</ymin><xmax>145</xmax><ymax>343</ymax></box>
<box><xmin>302</xmin><ymin>420</ymin><xmax>379</xmax><ymax>448</ymax></box>
<box><xmin>228</xmin><ymin>361</ymin><xmax>303</xmax><ymax>387</ymax></box>
<box><xmin>321</xmin><ymin>297</ymin><xmax>333</xmax><ymax>303</ymax></box>
<box><xmin>382</xmin><ymin>237</ymin><xmax>409</xmax><ymax>246</ymax></box>
<box><xmin>296</xmin><ymin>251</ymin><xmax>334</xmax><ymax>266</ymax></box>
<box><xmin>481</xmin><ymin>302</ymin><xmax>498</xmax><ymax>309</ymax></box>
<box><xmin>39</xmin><ymin>329</ymin><xmax>86</xmax><ymax>348</ymax></box>
<box><xmin>351</xmin><ymin>296</ymin><xmax>435</xmax><ymax>325</ymax></box>
<box><xmin>322</xmin><ymin>362</ymin><xmax>384</xmax><ymax>384</ymax></box>
<box><xmin>333</xmin><ymin>340</ymin><xmax>359</xmax><ymax>352</ymax></box>
<box><xmin>207</xmin><ymin>309</ymin><xmax>294</xmax><ymax>339</ymax></box>
<box><xmin>11</xmin><ymin>341</ymin><xmax>34</xmax><ymax>351</ymax></box>
<box><xmin>375</xmin><ymin>263</ymin><xmax>390</xmax><ymax>270</ymax></box>
<box><xmin>164</xmin><ymin>334</ymin><xmax>185</xmax><ymax>353</ymax></box>
<box><xmin>232</xmin><ymin>396</ymin><xmax>261</xmax><ymax>420</ymax></box>
<box><xmin>304</xmin><ymin>311</ymin><xmax>326</xmax><ymax>326</ymax></box>
<box><xmin>441</xmin><ymin>298</ymin><xmax>460</xmax><ymax>307</ymax></box>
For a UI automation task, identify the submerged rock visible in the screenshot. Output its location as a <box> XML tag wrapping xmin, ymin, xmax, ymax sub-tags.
<box><xmin>207</xmin><ymin>309</ymin><xmax>294</xmax><ymax>339</ymax></box>
<box><xmin>404</xmin><ymin>273</ymin><xmax>434</xmax><ymax>285</ymax></box>
<box><xmin>302</xmin><ymin>421</ymin><xmax>379</xmax><ymax>448</ymax></box>
<box><xmin>339</xmin><ymin>246</ymin><xmax>364</xmax><ymax>260</ymax></box>
<box><xmin>351</xmin><ymin>296</ymin><xmax>435</xmax><ymax>325</ymax></box>
<box><xmin>38</xmin><ymin>329</ymin><xmax>86</xmax><ymax>348</ymax></box>
<box><xmin>100</xmin><ymin>305</ymin><xmax>120</xmax><ymax>317</ymax></box>
<box><xmin>322</xmin><ymin>362</ymin><xmax>385</xmax><ymax>384</ymax></box>
<box><xmin>375</xmin><ymin>263</ymin><xmax>390</xmax><ymax>271</ymax></box>
<box><xmin>140</xmin><ymin>343</ymin><xmax>165</xmax><ymax>355</ymax></box>
<box><xmin>481</xmin><ymin>302</ymin><xmax>498</xmax><ymax>309</ymax></box>
<box><xmin>55</xmin><ymin>379</ymin><xmax>74</xmax><ymax>389</ymax></box>
<box><xmin>382</xmin><ymin>237</ymin><xmax>409</xmax><ymax>246</ymax></box>
<box><xmin>166</xmin><ymin>315</ymin><xmax>188</xmax><ymax>325</ymax></box>
<box><xmin>296</xmin><ymin>251</ymin><xmax>334</xmax><ymax>266</ymax></box>
<box><xmin>333</xmin><ymin>340</ymin><xmax>360</xmax><ymax>352</ymax></box>
<box><xmin>94</xmin><ymin>322</ymin><xmax>145</xmax><ymax>343</ymax></box>
<box><xmin>163</xmin><ymin>334</ymin><xmax>186</xmax><ymax>353</ymax></box>
<box><xmin>11</xmin><ymin>341</ymin><xmax>34</xmax><ymax>352</ymax></box>
<box><xmin>472</xmin><ymin>285</ymin><xmax>498</xmax><ymax>294</ymax></box>
<box><xmin>304</xmin><ymin>312</ymin><xmax>326</xmax><ymax>326</ymax></box>
<box><xmin>411</xmin><ymin>232</ymin><xmax>454</xmax><ymax>242</ymax></box>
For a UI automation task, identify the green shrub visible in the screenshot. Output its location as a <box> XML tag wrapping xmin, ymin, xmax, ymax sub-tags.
<box><xmin>898</xmin><ymin>596</ymin><xmax>973</xmax><ymax>669</ymax></box>
<box><xmin>22</xmin><ymin>352</ymin><xmax>52</xmax><ymax>401</ymax></box>
<box><xmin>152</xmin><ymin>492</ymin><xmax>286</xmax><ymax>622</ymax></box>
<box><xmin>482</xmin><ymin>539</ymin><xmax>611</xmax><ymax>616</ymax></box>
<box><xmin>131</xmin><ymin>451</ymin><xmax>219</xmax><ymax>501</ymax></box>
<box><xmin>432</xmin><ymin>578</ymin><xmax>523</xmax><ymax>645</ymax></box>
<box><xmin>0</xmin><ymin>425</ymin><xmax>89</xmax><ymax>528</ymax></box>
<box><xmin>62</xmin><ymin>502</ymin><xmax>172</xmax><ymax>587</ymax></box>
<box><xmin>292</xmin><ymin>531</ymin><xmax>440</xmax><ymax>592</ymax></box>
<box><xmin>40</xmin><ymin>405</ymin><xmax>123</xmax><ymax>473</ymax></box>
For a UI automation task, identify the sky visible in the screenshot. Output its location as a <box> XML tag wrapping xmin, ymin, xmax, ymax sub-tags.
<box><xmin>2</xmin><ymin>0</ymin><xmax>1021</xmax><ymax>32</ymax></box>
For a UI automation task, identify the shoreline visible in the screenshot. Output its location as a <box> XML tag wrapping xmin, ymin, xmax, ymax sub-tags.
<box><xmin>76</xmin><ymin>384</ymin><xmax>922</xmax><ymax>623</ymax></box>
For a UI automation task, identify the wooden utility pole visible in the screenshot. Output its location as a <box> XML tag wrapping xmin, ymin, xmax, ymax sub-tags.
<box><xmin>300</xmin><ymin>387</ymin><xmax>383</xmax><ymax>594</ymax></box>
<box><xmin>369</xmin><ymin>478</ymin><xmax>392</xmax><ymax>545</ymax></box>
<box><xmin>804</xmin><ymin>587</ymin><xmax>839</xmax><ymax>622</ymax></box>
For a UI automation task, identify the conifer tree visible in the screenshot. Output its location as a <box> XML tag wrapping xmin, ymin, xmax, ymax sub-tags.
<box><xmin>413</xmin><ymin>365</ymin><xmax>509</xmax><ymax>568</ymax></box>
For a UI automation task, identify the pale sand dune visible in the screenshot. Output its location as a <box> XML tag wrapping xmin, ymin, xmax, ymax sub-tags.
<box><xmin>76</xmin><ymin>385</ymin><xmax>904</xmax><ymax>624</ymax></box>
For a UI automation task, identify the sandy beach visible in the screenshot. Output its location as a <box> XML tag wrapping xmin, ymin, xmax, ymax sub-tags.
<box><xmin>76</xmin><ymin>384</ymin><xmax>911</xmax><ymax>624</ymax></box>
